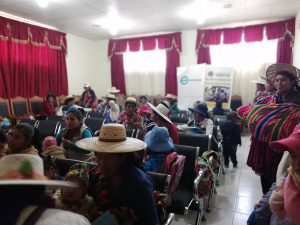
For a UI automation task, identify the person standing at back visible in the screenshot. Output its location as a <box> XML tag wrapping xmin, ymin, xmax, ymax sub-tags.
<box><xmin>81</xmin><ymin>83</ymin><xmax>98</xmax><ymax>109</ymax></box>
<box><xmin>220</xmin><ymin>111</ymin><xmax>242</xmax><ymax>168</ymax></box>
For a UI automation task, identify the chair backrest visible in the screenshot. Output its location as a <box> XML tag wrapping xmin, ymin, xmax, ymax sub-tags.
<box><xmin>169</xmin><ymin>115</ymin><xmax>189</xmax><ymax>124</ymax></box>
<box><xmin>28</xmin><ymin>96</ymin><xmax>43</xmax><ymax>115</ymax></box>
<box><xmin>10</xmin><ymin>96</ymin><xmax>29</xmax><ymax>117</ymax></box>
<box><xmin>147</xmin><ymin>171</ymin><xmax>171</xmax><ymax>193</ymax></box>
<box><xmin>47</xmin><ymin>115</ymin><xmax>64</xmax><ymax>122</ymax></box>
<box><xmin>53</xmin><ymin>158</ymin><xmax>98</xmax><ymax>177</ymax></box>
<box><xmin>83</xmin><ymin>117</ymin><xmax>103</xmax><ymax>134</ymax></box>
<box><xmin>87</xmin><ymin>111</ymin><xmax>103</xmax><ymax>118</ymax></box>
<box><xmin>0</xmin><ymin>98</ymin><xmax>11</xmax><ymax>118</ymax></box>
<box><xmin>178</xmin><ymin>133</ymin><xmax>211</xmax><ymax>157</ymax></box>
<box><xmin>162</xmin><ymin>152</ymin><xmax>186</xmax><ymax>193</ymax></box>
<box><xmin>19</xmin><ymin>119</ymin><xmax>39</xmax><ymax>128</ymax></box>
<box><xmin>174</xmin><ymin>144</ymin><xmax>199</xmax><ymax>190</ymax></box>
<box><xmin>36</xmin><ymin>120</ymin><xmax>60</xmax><ymax>139</ymax></box>
<box><xmin>126</xmin><ymin>128</ymin><xmax>135</xmax><ymax>137</ymax></box>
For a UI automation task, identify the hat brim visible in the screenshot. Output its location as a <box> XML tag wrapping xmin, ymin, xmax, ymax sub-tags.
<box><xmin>107</xmin><ymin>89</ymin><xmax>120</xmax><ymax>94</ymax></box>
<box><xmin>266</xmin><ymin>63</ymin><xmax>300</xmax><ymax>86</ymax></box>
<box><xmin>188</xmin><ymin>107</ymin><xmax>207</xmax><ymax>117</ymax></box>
<box><xmin>269</xmin><ymin>136</ymin><xmax>300</xmax><ymax>154</ymax></box>
<box><xmin>147</xmin><ymin>102</ymin><xmax>173</xmax><ymax>124</ymax></box>
<box><xmin>250</xmin><ymin>80</ymin><xmax>266</xmax><ymax>85</ymax></box>
<box><xmin>0</xmin><ymin>179</ymin><xmax>76</xmax><ymax>187</ymax></box>
<box><xmin>76</xmin><ymin>137</ymin><xmax>147</xmax><ymax>153</ymax></box>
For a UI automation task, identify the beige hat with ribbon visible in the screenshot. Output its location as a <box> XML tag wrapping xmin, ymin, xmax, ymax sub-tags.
<box><xmin>0</xmin><ymin>154</ymin><xmax>75</xmax><ymax>187</ymax></box>
<box><xmin>147</xmin><ymin>102</ymin><xmax>172</xmax><ymax>124</ymax></box>
<box><xmin>76</xmin><ymin>124</ymin><xmax>147</xmax><ymax>153</ymax></box>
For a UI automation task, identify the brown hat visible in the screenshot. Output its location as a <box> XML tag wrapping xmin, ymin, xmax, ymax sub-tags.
<box><xmin>76</xmin><ymin>124</ymin><xmax>147</xmax><ymax>153</ymax></box>
<box><xmin>266</xmin><ymin>63</ymin><xmax>300</xmax><ymax>85</ymax></box>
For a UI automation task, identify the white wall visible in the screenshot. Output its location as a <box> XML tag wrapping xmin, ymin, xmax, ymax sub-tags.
<box><xmin>66</xmin><ymin>30</ymin><xmax>198</xmax><ymax>97</ymax></box>
<box><xmin>293</xmin><ymin>11</ymin><xmax>300</xmax><ymax>67</ymax></box>
<box><xmin>66</xmin><ymin>34</ymin><xmax>111</xmax><ymax>98</ymax></box>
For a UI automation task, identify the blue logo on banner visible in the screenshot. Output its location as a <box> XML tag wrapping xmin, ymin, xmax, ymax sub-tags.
<box><xmin>180</xmin><ymin>76</ymin><xmax>188</xmax><ymax>85</ymax></box>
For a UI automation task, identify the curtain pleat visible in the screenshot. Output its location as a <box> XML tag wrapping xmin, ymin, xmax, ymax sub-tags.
<box><xmin>0</xmin><ymin>16</ymin><xmax>68</xmax><ymax>98</ymax></box>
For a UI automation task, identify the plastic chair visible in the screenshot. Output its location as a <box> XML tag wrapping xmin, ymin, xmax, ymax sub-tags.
<box><xmin>170</xmin><ymin>144</ymin><xmax>206</xmax><ymax>224</ymax></box>
<box><xmin>178</xmin><ymin>133</ymin><xmax>212</xmax><ymax>157</ymax></box>
<box><xmin>147</xmin><ymin>171</ymin><xmax>175</xmax><ymax>225</ymax></box>
<box><xmin>0</xmin><ymin>97</ymin><xmax>11</xmax><ymax>118</ymax></box>
<box><xmin>36</xmin><ymin>120</ymin><xmax>60</xmax><ymax>139</ymax></box>
<box><xmin>87</xmin><ymin>111</ymin><xmax>103</xmax><ymax>118</ymax></box>
<box><xmin>53</xmin><ymin>158</ymin><xmax>98</xmax><ymax>177</ymax></box>
<box><xmin>83</xmin><ymin>117</ymin><xmax>103</xmax><ymax>134</ymax></box>
<box><xmin>10</xmin><ymin>96</ymin><xmax>30</xmax><ymax>118</ymax></box>
<box><xmin>18</xmin><ymin>119</ymin><xmax>39</xmax><ymax>128</ymax></box>
<box><xmin>28</xmin><ymin>96</ymin><xmax>43</xmax><ymax>117</ymax></box>
<box><xmin>170</xmin><ymin>115</ymin><xmax>189</xmax><ymax>124</ymax></box>
<box><xmin>47</xmin><ymin>115</ymin><xmax>64</xmax><ymax>122</ymax></box>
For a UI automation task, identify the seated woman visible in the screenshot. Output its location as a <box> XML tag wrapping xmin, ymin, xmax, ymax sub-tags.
<box><xmin>0</xmin><ymin>154</ymin><xmax>90</xmax><ymax>225</ymax></box>
<box><xmin>103</xmin><ymin>94</ymin><xmax>120</xmax><ymax>124</ymax></box>
<box><xmin>56</xmin><ymin>108</ymin><xmax>94</xmax><ymax>161</ymax></box>
<box><xmin>144</xmin><ymin>126</ymin><xmax>174</xmax><ymax>173</ymax></box>
<box><xmin>186</xmin><ymin>104</ymin><xmax>213</xmax><ymax>135</ymax></box>
<box><xmin>40</xmin><ymin>92</ymin><xmax>58</xmax><ymax>119</ymax></box>
<box><xmin>6</xmin><ymin>123</ymin><xmax>40</xmax><ymax>155</ymax></box>
<box><xmin>268</xmin><ymin>125</ymin><xmax>300</xmax><ymax>224</ymax></box>
<box><xmin>117</xmin><ymin>97</ymin><xmax>143</xmax><ymax>129</ymax></box>
<box><xmin>76</xmin><ymin>124</ymin><xmax>159</xmax><ymax>225</ymax></box>
<box><xmin>147</xmin><ymin>102</ymin><xmax>179</xmax><ymax>144</ymax></box>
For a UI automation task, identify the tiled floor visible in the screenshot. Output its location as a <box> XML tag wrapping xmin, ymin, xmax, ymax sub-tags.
<box><xmin>172</xmin><ymin>133</ymin><xmax>263</xmax><ymax>225</ymax></box>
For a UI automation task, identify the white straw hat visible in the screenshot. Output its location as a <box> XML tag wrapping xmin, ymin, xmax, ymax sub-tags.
<box><xmin>147</xmin><ymin>102</ymin><xmax>172</xmax><ymax>124</ymax></box>
<box><xmin>0</xmin><ymin>154</ymin><xmax>75</xmax><ymax>187</ymax></box>
<box><xmin>76</xmin><ymin>124</ymin><xmax>147</xmax><ymax>153</ymax></box>
<box><xmin>107</xmin><ymin>87</ymin><xmax>120</xmax><ymax>94</ymax></box>
<box><xmin>250</xmin><ymin>76</ymin><xmax>267</xmax><ymax>85</ymax></box>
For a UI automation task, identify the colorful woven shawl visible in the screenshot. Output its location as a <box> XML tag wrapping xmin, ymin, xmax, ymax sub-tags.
<box><xmin>237</xmin><ymin>103</ymin><xmax>300</xmax><ymax>143</ymax></box>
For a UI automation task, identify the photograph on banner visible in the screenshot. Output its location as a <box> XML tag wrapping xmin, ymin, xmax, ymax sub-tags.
<box><xmin>177</xmin><ymin>65</ymin><xmax>205</xmax><ymax>110</ymax></box>
<box><xmin>204</xmin><ymin>66</ymin><xmax>234</xmax><ymax>109</ymax></box>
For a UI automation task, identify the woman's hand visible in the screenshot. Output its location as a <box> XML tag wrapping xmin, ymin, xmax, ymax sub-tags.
<box><xmin>62</xmin><ymin>138</ymin><xmax>72</xmax><ymax>148</ymax></box>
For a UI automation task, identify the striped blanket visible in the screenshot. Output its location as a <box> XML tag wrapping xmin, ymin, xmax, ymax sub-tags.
<box><xmin>237</xmin><ymin>103</ymin><xmax>300</xmax><ymax>143</ymax></box>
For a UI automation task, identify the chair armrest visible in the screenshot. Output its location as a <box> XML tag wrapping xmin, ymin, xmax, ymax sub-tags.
<box><xmin>163</xmin><ymin>213</ymin><xmax>175</xmax><ymax>225</ymax></box>
<box><xmin>193</xmin><ymin>169</ymin><xmax>206</xmax><ymax>201</ymax></box>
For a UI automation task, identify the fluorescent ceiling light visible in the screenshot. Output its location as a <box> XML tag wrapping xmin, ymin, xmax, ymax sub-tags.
<box><xmin>36</xmin><ymin>0</ymin><xmax>49</xmax><ymax>8</ymax></box>
<box><xmin>179</xmin><ymin>0</ymin><xmax>226</xmax><ymax>24</ymax></box>
<box><xmin>94</xmin><ymin>7</ymin><xmax>133</xmax><ymax>35</ymax></box>
<box><xmin>0</xmin><ymin>11</ymin><xmax>58</xmax><ymax>30</ymax></box>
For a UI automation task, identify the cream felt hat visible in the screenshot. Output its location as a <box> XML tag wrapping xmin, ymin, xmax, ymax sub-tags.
<box><xmin>84</xmin><ymin>83</ymin><xmax>91</xmax><ymax>88</ymax></box>
<box><xmin>0</xmin><ymin>154</ymin><xmax>75</xmax><ymax>187</ymax></box>
<box><xmin>147</xmin><ymin>102</ymin><xmax>172</xmax><ymax>124</ymax></box>
<box><xmin>107</xmin><ymin>87</ymin><xmax>120</xmax><ymax>94</ymax></box>
<box><xmin>76</xmin><ymin>124</ymin><xmax>147</xmax><ymax>153</ymax></box>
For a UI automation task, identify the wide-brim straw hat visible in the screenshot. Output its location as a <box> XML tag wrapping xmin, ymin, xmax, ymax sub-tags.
<box><xmin>106</xmin><ymin>93</ymin><xmax>116</xmax><ymax>100</ymax></box>
<box><xmin>266</xmin><ymin>63</ymin><xmax>300</xmax><ymax>86</ymax></box>
<box><xmin>147</xmin><ymin>102</ymin><xmax>173</xmax><ymax>124</ymax></box>
<box><xmin>107</xmin><ymin>87</ymin><xmax>120</xmax><ymax>94</ymax></box>
<box><xmin>250</xmin><ymin>76</ymin><xmax>267</xmax><ymax>85</ymax></box>
<box><xmin>0</xmin><ymin>154</ymin><xmax>75</xmax><ymax>187</ymax></box>
<box><xmin>76</xmin><ymin>124</ymin><xmax>147</xmax><ymax>153</ymax></box>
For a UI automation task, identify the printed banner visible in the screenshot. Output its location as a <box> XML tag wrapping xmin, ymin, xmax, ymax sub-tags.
<box><xmin>177</xmin><ymin>64</ymin><xmax>233</xmax><ymax>110</ymax></box>
<box><xmin>204</xmin><ymin>65</ymin><xmax>234</xmax><ymax>109</ymax></box>
<box><xmin>177</xmin><ymin>65</ymin><xmax>205</xmax><ymax>110</ymax></box>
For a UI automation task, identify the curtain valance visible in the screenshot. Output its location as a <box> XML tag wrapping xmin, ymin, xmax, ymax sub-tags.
<box><xmin>108</xmin><ymin>32</ymin><xmax>181</xmax><ymax>57</ymax></box>
<box><xmin>196</xmin><ymin>18</ymin><xmax>295</xmax><ymax>50</ymax></box>
<box><xmin>0</xmin><ymin>16</ymin><xmax>67</xmax><ymax>51</ymax></box>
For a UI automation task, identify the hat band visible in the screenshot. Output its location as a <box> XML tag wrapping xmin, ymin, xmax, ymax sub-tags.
<box><xmin>0</xmin><ymin>171</ymin><xmax>47</xmax><ymax>180</ymax></box>
<box><xmin>99</xmin><ymin>137</ymin><xmax>127</xmax><ymax>142</ymax></box>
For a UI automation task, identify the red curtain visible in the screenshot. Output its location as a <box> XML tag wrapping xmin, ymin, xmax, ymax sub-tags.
<box><xmin>196</xmin><ymin>18</ymin><xmax>295</xmax><ymax>65</ymax></box>
<box><xmin>0</xmin><ymin>16</ymin><xmax>68</xmax><ymax>98</ymax></box>
<box><xmin>108</xmin><ymin>32</ymin><xmax>181</xmax><ymax>95</ymax></box>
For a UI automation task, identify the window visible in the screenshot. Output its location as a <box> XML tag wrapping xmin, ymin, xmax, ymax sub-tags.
<box><xmin>123</xmin><ymin>49</ymin><xmax>166</xmax><ymax>95</ymax></box>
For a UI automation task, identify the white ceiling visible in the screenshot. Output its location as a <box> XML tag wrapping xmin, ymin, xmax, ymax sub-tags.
<box><xmin>1</xmin><ymin>0</ymin><xmax>300</xmax><ymax>40</ymax></box>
